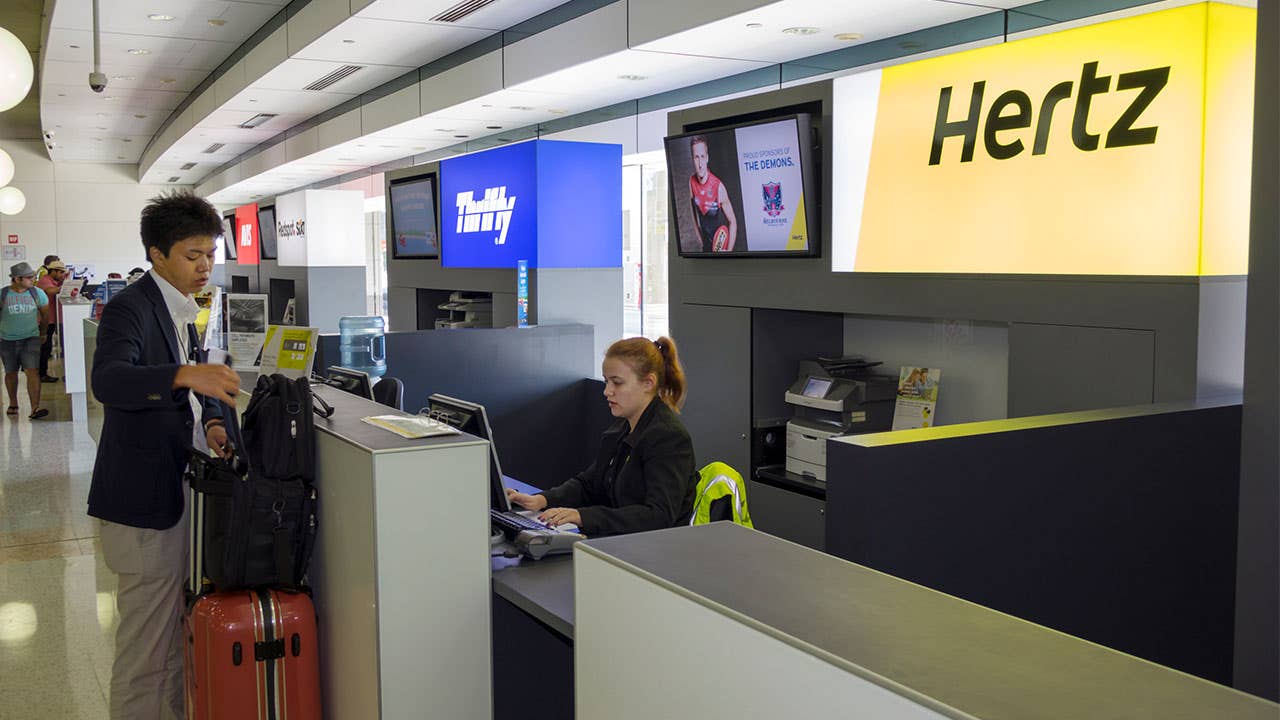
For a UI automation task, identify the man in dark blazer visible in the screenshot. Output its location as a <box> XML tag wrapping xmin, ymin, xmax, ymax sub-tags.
<box><xmin>88</xmin><ymin>191</ymin><xmax>240</xmax><ymax>720</ymax></box>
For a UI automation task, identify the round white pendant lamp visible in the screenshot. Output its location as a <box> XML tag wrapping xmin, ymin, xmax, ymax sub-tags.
<box><xmin>0</xmin><ymin>186</ymin><xmax>26</xmax><ymax>215</ymax></box>
<box><xmin>0</xmin><ymin>148</ymin><xmax>13</xmax><ymax>187</ymax></box>
<box><xmin>0</xmin><ymin>26</ymin><xmax>34</xmax><ymax>113</ymax></box>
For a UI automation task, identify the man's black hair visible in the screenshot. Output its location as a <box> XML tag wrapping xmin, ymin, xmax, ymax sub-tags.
<box><xmin>42</xmin><ymin>254</ymin><xmax>59</xmax><ymax>266</ymax></box>
<box><xmin>139</xmin><ymin>190</ymin><xmax>223</xmax><ymax>261</ymax></box>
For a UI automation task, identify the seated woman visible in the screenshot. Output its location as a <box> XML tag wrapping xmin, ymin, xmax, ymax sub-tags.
<box><xmin>506</xmin><ymin>336</ymin><xmax>697</xmax><ymax>537</ymax></box>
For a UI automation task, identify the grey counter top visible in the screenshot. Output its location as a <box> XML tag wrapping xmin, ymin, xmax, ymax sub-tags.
<box><xmin>579</xmin><ymin>523</ymin><xmax>1279</xmax><ymax>720</ymax></box>
<box><xmin>237</xmin><ymin>378</ymin><xmax>486</xmax><ymax>455</ymax></box>
<box><xmin>491</xmin><ymin>554</ymin><xmax>574</xmax><ymax>639</ymax></box>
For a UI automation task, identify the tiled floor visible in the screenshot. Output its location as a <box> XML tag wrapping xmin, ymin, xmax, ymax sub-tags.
<box><xmin>0</xmin><ymin>375</ymin><xmax>115</xmax><ymax>719</ymax></box>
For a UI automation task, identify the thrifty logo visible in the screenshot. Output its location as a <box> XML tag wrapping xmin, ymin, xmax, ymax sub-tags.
<box><xmin>455</xmin><ymin>186</ymin><xmax>517</xmax><ymax>245</ymax></box>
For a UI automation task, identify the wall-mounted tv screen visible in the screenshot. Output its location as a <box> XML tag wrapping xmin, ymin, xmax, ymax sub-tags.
<box><xmin>257</xmin><ymin>205</ymin><xmax>277</xmax><ymax>260</ymax></box>
<box><xmin>665</xmin><ymin>114</ymin><xmax>818</xmax><ymax>258</ymax></box>
<box><xmin>222</xmin><ymin>215</ymin><xmax>237</xmax><ymax>260</ymax></box>
<box><xmin>389</xmin><ymin>173</ymin><xmax>439</xmax><ymax>259</ymax></box>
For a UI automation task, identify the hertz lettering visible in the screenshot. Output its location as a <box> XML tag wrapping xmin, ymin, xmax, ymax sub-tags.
<box><xmin>928</xmin><ymin>61</ymin><xmax>1171</xmax><ymax>165</ymax></box>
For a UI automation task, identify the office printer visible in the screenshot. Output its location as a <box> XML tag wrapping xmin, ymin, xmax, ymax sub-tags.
<box><xmin>783</xmin><ymin>358</ymin><xmax>897</xmax><ymax>481</ymax></box>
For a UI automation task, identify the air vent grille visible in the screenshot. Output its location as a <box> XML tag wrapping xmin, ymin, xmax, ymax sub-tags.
<box><xmin>202</xmin><ymin>143</ymin><xmax>225</xmax><ymax>154</ymax></box>
<box><xmin>180</xmin><ymin>162</ymin><xmax>197</xmax><ymax>170</ymax></box>
<box><xmin>303</xmin><ymin>65</ymin><xmax>363</xmax><ymax>91</ymax></box>
<box><xmin>238</xmin><ymin>114</ymin><xmax>277</xmax><ymax>129</ymax></box>
<box><xmin>167</xmin><ymin>176</ymin><xmax>181</xmax><ymax>183</ymax></box>
<box><xmin>431</xmin><ymin>0</ymin><xmax>498</xmax><ymax>23</ymax></box>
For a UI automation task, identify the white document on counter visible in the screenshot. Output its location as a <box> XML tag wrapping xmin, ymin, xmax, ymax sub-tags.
<box><xmin>361</xmin><ymin>414</ymin><xmax>461</xmax><ymax>439</ymax></box>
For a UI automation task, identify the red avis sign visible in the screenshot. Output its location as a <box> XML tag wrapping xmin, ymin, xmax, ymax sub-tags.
<box><xmin>234</xmin><ymin>203</ymin><xmax>260</xmax><ymax>265</ymax></box>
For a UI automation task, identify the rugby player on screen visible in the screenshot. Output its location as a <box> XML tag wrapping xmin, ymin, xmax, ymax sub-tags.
<box><xmin>688</xmin><ymin>135</ymin><xmax>739</xmax><ymax>252</ymax></box>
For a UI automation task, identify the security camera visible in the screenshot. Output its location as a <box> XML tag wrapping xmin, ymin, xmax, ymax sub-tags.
<box><xmin>89</xmin><ymin>72</ymin><xmax>108</xmax><ymax>93</ymax></box>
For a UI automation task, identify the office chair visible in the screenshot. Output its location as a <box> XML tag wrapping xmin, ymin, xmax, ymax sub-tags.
<box><xmin>372</xmin><ymin>376</ymin><xmax>405</xmax><ymax>411</ymax></box>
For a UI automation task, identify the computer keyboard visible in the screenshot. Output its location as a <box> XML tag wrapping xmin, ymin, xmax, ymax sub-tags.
<box><xmin>490</xmin><ymin>509</ymin><xmax>584</xmax><ymax>560</ymax></box>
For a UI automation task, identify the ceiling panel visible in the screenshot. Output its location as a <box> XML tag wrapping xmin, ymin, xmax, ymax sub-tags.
<box><xmin>254</xmin><ymin>58</ymin><xmax>413</xmax><ymax>93</ymax></box>
<box><xmin>355</xmin><ymin>0</ymin><xmax>573</xmax><ymax>30</ymax></box>
<box><xmin>293</xmin><ymin>17</ymin><xmax>492</xmax><ymax>67</ymax></box>
<box><xmin>221</xmin><ymin>87</ymin><xmax>359</xmax><ymax>116</ymax></box>
<box><xmin>49</xmin><ymin>0</ymin><xmax>283</xmax><ymax>41</ymax></box>
<box><xmin>633</xmin><ymin>0</ymin><xmax>994</xmax><ymax>63</ymax></box>
<box><xmin>44</xmin><ymin>30</ymin><xmax>241</xmax><ymax>72</ymax></box>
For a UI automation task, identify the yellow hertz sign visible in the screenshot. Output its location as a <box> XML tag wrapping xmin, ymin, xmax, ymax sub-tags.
<box><xmin>841</xmin><ymin>3</ymin><xmax>1256</xmax><ymax>275</ymax></box>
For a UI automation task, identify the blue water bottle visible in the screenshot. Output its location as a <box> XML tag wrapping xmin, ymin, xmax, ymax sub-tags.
<box><xmin>338</xmin><ymin>316</ymin><xmax>387</xmax><ymax>379</ymax></box>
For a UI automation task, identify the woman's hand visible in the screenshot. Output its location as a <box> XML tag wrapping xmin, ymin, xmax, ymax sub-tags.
<box><xmin>538</xmin><ymin>507</ymin><xmax>581</xmax><ymax>528</ymax></box>
<box><xmin>506</xmin><ymin>488</ymin><xmax>548</xmax><ymax>512</ymax></box>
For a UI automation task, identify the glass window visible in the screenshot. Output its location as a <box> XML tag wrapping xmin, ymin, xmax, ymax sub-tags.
<box><xmin>621</xmin><ymin>153</ymin><xmax>669</xmax><ymax>340</ymax></box>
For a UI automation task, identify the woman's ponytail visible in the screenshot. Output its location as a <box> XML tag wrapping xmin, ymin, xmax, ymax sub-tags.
<box><xmin>652</xmin><ymin>336</ymin><xmax>686</xmax><ymax>411</ymax></box>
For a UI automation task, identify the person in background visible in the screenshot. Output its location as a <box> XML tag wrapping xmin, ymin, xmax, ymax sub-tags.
<box><xmin>88</xmin><ymin>191</ymin><xmax>239</xmax><ymax>719</ymax></box>
<box><xmin>1</xmin><ymin>262</ymin><xmax>51</xmax><ymax>419</ymax></box>
<box><xmin>35</xmin><ymin>254</ymin><xmax>60</xmax><ymax>281</ymax></box>
<box><xmin>35</xmin><ymin>259</ymin><xmax>67</xmax><ymax>383</ymax></box>
<box><xmin>506</xmin><ymin>336</ymin><xmax>698</xmax><ymax>536</ymax></box>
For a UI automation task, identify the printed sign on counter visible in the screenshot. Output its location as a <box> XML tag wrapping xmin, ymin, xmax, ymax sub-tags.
<box><xmin>891</xmin><ymin>366</ymin><xmax>941</xmax><ymax>430</ymax></box>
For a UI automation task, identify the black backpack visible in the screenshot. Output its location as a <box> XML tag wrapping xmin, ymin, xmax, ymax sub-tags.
<box><xmin>186</xmin><ymin>375</ymin><xmax>332</xmax><ymax>594</ymax></box>
<box><xmin>243</xmin><ymin>374</ymin><xmax>319</xmax><ymax>482</ymax></box>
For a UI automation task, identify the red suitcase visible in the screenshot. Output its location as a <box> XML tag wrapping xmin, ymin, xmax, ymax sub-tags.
<box><xmin>184</xmin><ymin>588</ymin><xmax>322</xmax><ymax>720</ymax></box>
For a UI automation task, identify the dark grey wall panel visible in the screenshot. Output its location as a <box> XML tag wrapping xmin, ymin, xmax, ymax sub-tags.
<box><xmin>676</xmin><ymin>303</ymin><xmax>751</xmax><ymax>473</ymax></box>
<box><xmin>377</xmin><ymin>324</ymin><xmax>596</xmax><ymax>489</ymax></box>
<box><xmin>1008</xmin><ymin>323</ymin><xmax>1155</xmax><ymax>417</ymax></box>
<box><xmin>388</xmin><ymin>285</ymin><xmax>416</xmax><ymax>331</ymax></box>
<box><xmin>1235</xmin><ymin>0</ymin><xmax>1279</xmax><ymax>700</ymax></box>
<box><xmin>751</xmin><ymin>309</ymin><xmax>844</xmax><ymax>422</ymax></box>
<box><xmin>826</xmin><ymin>402</ymin><xmax>1243</xmax><ymax>685</ymax></box>
<box><xmin>746</xmin><ymin>479</ymin><xmax>826</xmax><ymax>551</ymax></box>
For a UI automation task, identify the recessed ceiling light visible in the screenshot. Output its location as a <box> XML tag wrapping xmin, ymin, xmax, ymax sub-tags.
<box><xmin>835</xmin><ymin>32</ymin><xmax>863</xmax><ymax>42</ymax></box>
<box><xmin>112</xmin><ymin>75</ymin><xmax>136</xmax><ymax>81</ymax></box>
<box><xmin>96</xmin><ymin>112</ymin><xmax>107</xmax><ymax>117</ymax></box>
<box><xmin>617</xmin><ymin>74</ymin><xmax>647</xmax><ymax>81</ymax></box>
<box><xmin>745</xmin><ymin>22</ymin><xmax>764</xmax><ymax>29</ymax></box>
<box><xmin>117</xmin><ymin>156</ymin><xmax>126</xmax><ymax>160</ymax></box>
<box><xmin>207</xmin><ymin>18</ymin><xmax>227</xmax><ymax>27</ymax></box>
<box><xmin>127</xmin><ymin>48</ymin><xmax>151</xmax><ymax>55</ymax></box>
<box><xmin>160</xmin><ymin>78</ymin><xmax>177</xmax><ymax>85</ymax></box>
<box><xmin>509</xmin><ymin>105</ymin><xmax>534</xmax><ymax>111</ymax></box>
<box><xmin>96</xmin><ymin>126</ymin><xmax>107</xmax><ymax>130</ymax></box>
<box><xmin>342</xmin><ymin>39</ymin><xmax>355</xmax><ymax>44</ymax></box>
<box><xmin>338</xmin><ymin>157</ymin><xmax>356</xmax><ymax>161</ymax></box>
<box><xmin>379</xmin><ymin>145</ymin><xmax>395</xmax><ymax>148</ymax></box>
<box><xmin>782</xmin><ymin>26</ymin><xmax>820</xmax><ymax>36</ymax></box>
<box><xmin>433</xmin><ymin>128</ymin><xmax>453</xmax><ymax>132</ymax></box>
<box><xmin>148</xmin><ymin>14</ymin><xmax>175</xmax><ymax>21</ymax></box>
<box><xmin>122</xmin><ymin>138</ymin><xmax>132</xmax><ymax>143</ymax></box>
<box><xmin>134</xmin><ymin>114</ymin><xmax>147</xmax><ymax>119</ymax></box>
<box><xmin>248</xmin><ymin>99</ymin><xmax>258</xmax><ymax>103</ymax></box>
<box><xmin>548</xmin><ymin>108</ymin><xmax>568</xmax><ymax>115</ymax></box>
<box><xmin>413</xmin><ymin>146</ymin><xmax>425</xmax><ymax>150</ymax></box>
<box><xmin>480</xmin><ymin>104</ymin><xmax>493</xmax><ymax>108</ymax></box>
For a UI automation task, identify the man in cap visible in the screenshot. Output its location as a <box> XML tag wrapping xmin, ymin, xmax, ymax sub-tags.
<box><xmin>1</xmin><ymin>262</ymin><xmax>51</xmax><ymax>419</ymax></box>
<box><xmin>36</xmin><ymin>259</ymin><xmax>68</xmax><ymax>382</ymax></box>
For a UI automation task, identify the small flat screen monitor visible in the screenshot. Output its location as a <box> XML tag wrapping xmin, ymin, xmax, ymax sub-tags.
<box><xmin>665</xmin><ymin>113</ymin><xmax>819</xmax><ymax>258</ymax></box>
<box><xmin>802</xmin><ymin>377</ymin><xmax>833</xmax><ymax>399</ymax></box>
<box><xmin>389</xmin><ymin>174</ymin><xmax>440</xmax><ymax>259</ymax></box>
<box><xmin>258</xmin><ymin>205</ymin><xmax>277</xmax><ymax>260</ymax></box>
<box><xmin>222</xmin><ymin>215</ymin><xmax>238</xmax><ymax>260</ymax></box>
<box><xmin>326</xmin><ymin>366</ymin><xmax>373</xmax><ymax>400</ymax></box>
<box><xmin>426</xmin><ymin>393</ymin><xmax>510</xmax><ymax>512</ymax></box>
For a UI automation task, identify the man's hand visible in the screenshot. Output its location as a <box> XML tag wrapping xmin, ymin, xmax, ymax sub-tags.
<box><xmin>506</xmin><ymin>488</ymin><xmax>548</xmax><ymax>512</ymax></box>
<box><xmin>206</xmin><ymin>424</ymin><xmax>231</xmax><ymax>458</ymax></box>
<box><xmin>174</xmin><ymin>364</ymin><xmax>241</xmax><ymax>405</ymax></box>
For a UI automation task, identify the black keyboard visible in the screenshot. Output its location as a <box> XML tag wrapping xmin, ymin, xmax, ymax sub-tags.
<box><xmin>490</xmin><ymin>508</ymin><xmax>552</xmax><ymax>534</ymax></box>
<box><xmin>490</xmin><ymin>509</ymin><xmax>584</xmax><ymax>560</ymax></box>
